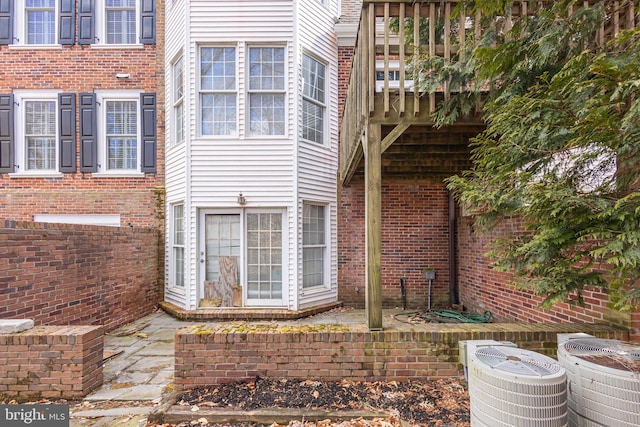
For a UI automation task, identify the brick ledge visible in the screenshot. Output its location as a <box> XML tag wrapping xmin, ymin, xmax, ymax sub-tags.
<box><xmin>159</xmin><ymin>301</ymin><xmax>343</xmax><ymax>321</ymax></box>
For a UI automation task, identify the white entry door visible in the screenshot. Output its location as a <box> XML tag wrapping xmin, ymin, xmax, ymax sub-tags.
<box><xmin>199</xmin><ymin>210</ymin><xmax>286</xmax><ymax>308</ymax></box>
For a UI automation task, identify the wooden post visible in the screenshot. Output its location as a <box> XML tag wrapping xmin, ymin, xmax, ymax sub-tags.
<box><xmin>365</xmin><ymin>124</ymin><xmax>382</xmax><ymax>331</ymax></box>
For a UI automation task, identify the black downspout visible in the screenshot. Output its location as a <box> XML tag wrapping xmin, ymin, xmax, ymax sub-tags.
<box><xmin>448</xmin><ymin>190</ymin><xmax>459</xmax><ymax>305</ymax></box>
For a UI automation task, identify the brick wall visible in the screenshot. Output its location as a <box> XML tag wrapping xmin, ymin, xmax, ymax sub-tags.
<box><xmin>0</xmin><ymin>10</ymin><xmax>164</xmax><ymax>229</ymax></box>
<box><xmin>338</xmin><ymin>179</ymin><xmax>451</xmax><ymax>309</ymax></box>
<box><xmin>174</xmin><ymin>322</ymin><xmax>627</xmax><ymax>389</ymax></box>
<box><xmin>0</xmin><ymin>221</ymin><xmax>161</xmax><ymax>332</ymax></box>
<box><xmin>457</xmin><ymin>214</ymin><xmax>639</xmax><ymax>340</ymax></box>
<box><xmin>0</xmin><ymin>325</ymin><xmax>103</xmax><ymax>399</ymax></box>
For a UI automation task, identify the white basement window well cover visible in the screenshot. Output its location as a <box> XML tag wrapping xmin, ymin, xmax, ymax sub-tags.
<box><xmin>33</xmin><ymin>214</ymin><xmax>121</xmax><ymax>227</ymax></box>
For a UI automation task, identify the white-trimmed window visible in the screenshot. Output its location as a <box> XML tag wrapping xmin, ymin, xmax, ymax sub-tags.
<box><xmin>302</xmin><ymin>53</ymin><xmax>326</xmax><ymax>144</ymax></box>
<box><xmin>172</xmin><ymin>55</ymin><xmax>184</xmax><ymax>145</ymax></box>
<box><xmin>248</xmin><ymin>46</ymin><xmax>285</xmax><ymax>136</ymax></box>
<box><xmin>200</xmin><ymin>46</ymin><xmax>237</xmax><ymax>136</ymax></box>
<box><xmin>14</xmin><ymin>0</ymin><xmax>57</xmax><ymax>45</ymax></box>
<box><xmin>92</xmin><ymin>0</ymin><xmax>137</xmax><ymax>44</ymax></box>
<box><xmin>103</xmin><ymin>98</ymin><xmax>138</xmax><ymax>170</ymax></box>
<box><xmin>172</xmin><ymin>203</ymin><xmax>185</xmax><ymax>287</ymax></box>
<box><xmin>302</xmin><ymin>203</ymin><xmax>327</xmax><ymax>288</ymax></box>
<box><xmin>12</xmin><ymin>92</ymin><xmax>59</xmax><ymax>173</ymax></box>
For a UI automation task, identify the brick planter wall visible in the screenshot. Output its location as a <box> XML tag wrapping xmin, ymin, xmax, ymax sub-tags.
<box><xmin>174</xmin><ymin>322</ymin><xmax>627</xmax><ymax>390</ymax></box>
<box><xmin>0</xmin><ymin>221</ymin><xmax>162</xmax><ymax>332</ymax></box>
<box><xmin>0</xmin><ymin>326</ymin><xmax>103</xmax><ymax>399</ymax></box>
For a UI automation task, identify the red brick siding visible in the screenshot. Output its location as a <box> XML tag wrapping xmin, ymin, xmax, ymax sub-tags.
<box><xmin>0</xmin><ymin>29</ymin><xmax>164</xmax><ymax>228</ymax></box>
<box><xmin>457</xmin><ymin>214</ymin><xmax>639</xmax><ymax>340</ymax></box>
<box><xmin>338</xmin><ymin>179</ymin><xmax>451</xmax><ymax>309</ymax></box>
<box><xmin>0</xmin><ymin>221</ymin><xmax>161</xmax><ymax>332</ymax></box>
<box><xmin>0</xmin><ymin>326</ymin><xmax>103</xmax><ymax>399</ymax></box>
<box><xmin>174</xmin><ymin>323</ymin><xmax>627</xmax><ymax>389</ymax></box>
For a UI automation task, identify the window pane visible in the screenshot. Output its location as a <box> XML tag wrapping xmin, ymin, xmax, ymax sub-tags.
<box><xmin>249</xmin><ymin>47</ymin><xmax>285</xmax><ymax>91</ymax></box>
<box><xmin>25</xmin><ymin>101</ymin><xmax>56</xmax><ymax>170</ymax></box>
<box><xmin>246</xmin><ymin>213</ymin><xmax>282</xmax><ymax>300</ymax></box>
<box><xmin>200</xmin><ymin>47</ymin><xmax>237</xmax><ymax>135</ymax></box>
<box><xmin>106</xmin><ymin>101</ymin><xmax>137</xmax><ymax>170</ymax></box>
<box><xmin>201</xmin><ymin>94</ymin><xmax>237</xmax><ymax>136</ymax></box>
<box><xmin>106</xmin><ymin>0</ymin><xmax>136</xmax><ymax>44</ymax></box>
<box><xmin>173</xmin><ymin>57</ymin><xmax>184</xmax><ymax>101</ymax></box>
<box><xmin>26</xmin><ymin>0</ymin><xmax>55</xmax><ymax>44</ymax></box>
<box><xmin>249</xmin><ymin>94</ymin><xmax>285</xmax><ymax>136</ymax></box>
<box><xmin>173</xmin><ymin>204</ymin><xmax>185</xmax><ymax>287</ymax></box>
<box><xmin>303</xmin><ymin>204</ymin><xmax>326</xmax><ymax>288</ymax></box>
<box><xmin>302</xmin><ymin>55</ymin><xmax>325</xmax><ymax>144</ymax></box>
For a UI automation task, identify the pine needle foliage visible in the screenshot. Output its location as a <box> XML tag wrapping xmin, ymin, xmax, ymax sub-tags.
<box><xmin>423</xmin><ymin>0</ymin><xmax>640</xmax><ymax>309</ymax></box>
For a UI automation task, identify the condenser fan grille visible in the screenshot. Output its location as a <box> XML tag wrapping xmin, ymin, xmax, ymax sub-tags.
<box><xmin>475</xmin><ymin>346</ymin><xmax>564</xmax><ymax>377</ymax></box>
<box><xmin>564</xmin><ymin>338</ymin><xmax>640</xmax><ymax>358</ymax></box>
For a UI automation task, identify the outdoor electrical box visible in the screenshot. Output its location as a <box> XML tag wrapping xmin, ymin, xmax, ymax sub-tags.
<box><xmin>425</xmin><ymin>270</ymin><xmax>435</xmax><ymax>280</ymax></box>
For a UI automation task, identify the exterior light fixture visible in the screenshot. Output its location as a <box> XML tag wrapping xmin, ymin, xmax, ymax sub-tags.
<box><xmin>237</xmin><ymin>193</ymin><xmax>246</xmax><ymax>206</ymax></box>
<box><xmin>115</xmin><ymin>73</ymin><xmax>130</xmax><ymax>79</ymax></box>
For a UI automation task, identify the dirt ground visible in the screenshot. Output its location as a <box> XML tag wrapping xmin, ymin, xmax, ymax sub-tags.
<box><xmin>159</xmin><ymin>377</ymin><xmax>471</xmax><ymax>427</ymax></box>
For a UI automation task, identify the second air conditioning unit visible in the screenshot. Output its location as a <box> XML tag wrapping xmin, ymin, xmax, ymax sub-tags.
<box><xmin>557</xmin><ymin>334</ymin><xmax>640</xmax><ymax>427</ymax></box>
<box><xmin>465</xmin><ymin>340</ymin><xmax>568</xmax><ymax>427</ymax></box>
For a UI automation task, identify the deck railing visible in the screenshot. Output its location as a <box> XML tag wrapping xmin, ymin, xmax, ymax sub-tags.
<box><xmin>340</xmin><ymin>0</ymin><xmax>638</xmax><ymax>184</ymax></box>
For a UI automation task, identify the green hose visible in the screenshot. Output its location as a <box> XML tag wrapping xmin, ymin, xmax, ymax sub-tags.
<box><xmin>427</xmin><ymin>309</ymin><xmax>493</xmax><ymax>323</ymax></box>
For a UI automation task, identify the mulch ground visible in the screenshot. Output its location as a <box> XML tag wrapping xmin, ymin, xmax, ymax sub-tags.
<box><xmin>166</xmin><ymin>377</ymin><xmax>470</xmax><ymax>427</ymax></box>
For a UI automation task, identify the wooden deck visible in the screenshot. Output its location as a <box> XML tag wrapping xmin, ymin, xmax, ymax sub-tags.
<box><xmin>340</xmin><ymin>0</ymin><xmax>639</xmax><ymax>329</ymax></box>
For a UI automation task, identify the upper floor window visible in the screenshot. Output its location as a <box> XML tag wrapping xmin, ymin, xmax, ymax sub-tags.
<box><xmin>0</xmin><ymin>0</ymin><xmax>155</xmax><ymax>46</ymax></box>
<box><xmin>77</xmin><ymin>91</ymin><xmax>157</xmax><ymax>174</ymax></box>
<box><xmin>302</xmin><ymin>54</ymin><xmax>326</xmax><ymax>144</ymax></box>
<box><xmin>25</xmin><ymin>0</ymin><xmax>56</xmax><ymax>44</ymax></box>
<box><xmin>172</xmin><ymin>55</ymin><xmax>185</xmax><ymax>145</ymax></box>
<box><xmin>0</xmin><ymin>91</ymin><xmax>76</xmax><ymax>175</ymax></box>
<box><xmin>0</xmin><ymin>91</ymin><xmax>157</xmax><ymax>176</ymax></box>
<box><xmin>24</xmin><ymin>99</ymin><xmax>57</xmax><ymax>170</ymax></box>
<box><xmin>200</xmin><ymin>47</ymin><xmax>237</xmax><ymax>136</ymax></box>
<box><xmin>248</xmin><ymin>47</ymin><xmax>285</xmax><ymax>136</ymax></box>
<box><xmin>104</xmin><ymin>0</ymin><xmax>135</xmax><ymax>44</ymax></box>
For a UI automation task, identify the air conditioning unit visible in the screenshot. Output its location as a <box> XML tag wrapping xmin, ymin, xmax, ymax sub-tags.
<box><xmin>466</xmin><ymin>341</ymin><xmax>568</xmax><ymax>427</ymax></box>
<box><xmin>557</xmin><ymin>334</ymin><xmax>640</xmax><ymax>427</ymax></box>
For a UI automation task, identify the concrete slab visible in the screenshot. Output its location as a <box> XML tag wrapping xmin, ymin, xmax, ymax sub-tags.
<box><xmin>148</xmin><ymin>369</ymin><xmax>174</xmax><ymax>385</ymax></box>
<box><xmin>0</xmin><ymin>319</ymin><xmax>34</xmax><ymax>334</ymax></box>
<box><xmin>134</xmin><ymin>340</ymin><xmax>174</xmax><ymax>356</ymax></box>
<box><xmin>112</xmin><ymin>384</ymin><xmax>166</xmax><ymax>401</ymax></box>
<box><xmin>111</xmin><ymin>371</ymin><xmax>155</xmax><ymax>385</ymax></box>
<box><xmin>126</xmin><ymin>356</ymin><xmax>173</xmax><ymax>373</ymax></box>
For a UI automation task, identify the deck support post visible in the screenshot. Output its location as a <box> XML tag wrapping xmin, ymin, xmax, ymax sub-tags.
<box><xmin>365</xmin><ymin>124</ymin><xmax>383</xmax><ymax>331</ymax></box>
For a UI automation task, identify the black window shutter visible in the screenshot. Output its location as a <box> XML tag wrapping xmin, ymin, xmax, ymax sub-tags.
<box><xmin>58</xmin><ymin>0</ymin><xmax>75</xmax><ymax>45</ymax></box>
<box><xmin>79</xmin><ymin>93</ymin><xmax>97</xmax><ymax>172</ymax></box>
<box><xmin>0</xmin><ymin>94</ymin><xmax>14</xmax><ymax>173</ymax></box>
<box><xmin>78</xmin><ymin>0</ymin><xmax>94</xmax><ymax>45</ymax></box>
<box><xmin>140</xmin><ymin>93</ymin><xmax>156</xmax><ymax>173</ymax></box>
<box><xmin>139</xmin><ymin>0</ymin><xmax>155</xmax><ymax>44</ymax></box>
<box><xmin>0</xmin><ymin>0</ymin><xmax>13</xmax><ymax>45</ymax></box>
<box><xmin>58</xmin><ymin>93</ymin><xmax>76</xmax><ymax>172</ymax></box>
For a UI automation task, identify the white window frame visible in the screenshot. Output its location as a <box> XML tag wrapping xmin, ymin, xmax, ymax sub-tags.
<box><xmin>171</xmin><ymin>54</ymin><xmax>185</xmax><ymax>145</ymax></box>
<box><xmin>246</xmin><ymin>45</ymin><xmax>287</xmax><ymax>138</ymax></box>
<box><xmin>302</xmin><ymin>202</ymin><xmax>329</xmax><ymax>290</ymax></box>
<box><xmin>94</xmin><ymin>0</ymin><xmax>141</xmax><ymax>46</ymax></box>
<box><xmin>198</xmin><ymin>45</ymin><xmax>238</xmax><ymax>137</ymax></box>
<box><xmin>301</xmin><ymin>52</ymin><xmax>327</xmax><ymax>145</ymax></box>
<box><xmin>11</xmin><ymin>90</ymin><xmax>62</xmax><ymax>177</ymax></box>
<box><xmin>170</xmin><ymin>203</ymin><xmax>185</xmax><ymax>288</ymax></box>
<box><xmin>14</xmin><ymin>0</ymin><xmax>59</xmax><ymax>46</ymax></box>
<box><xmin>94</xmin><ymin>91</ymin><xmax>143</xmax><ymax>176</ymax></box>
